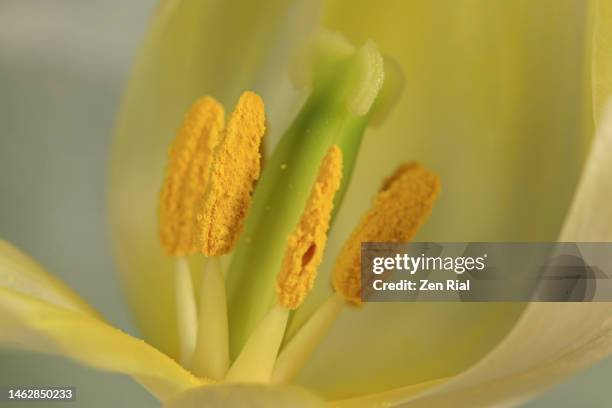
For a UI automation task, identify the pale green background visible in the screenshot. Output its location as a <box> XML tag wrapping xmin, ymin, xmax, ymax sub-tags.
<box><xmin>0</xmin><ymin>1</ymin><xmax>610</xmax><ymax>407</ymax></box>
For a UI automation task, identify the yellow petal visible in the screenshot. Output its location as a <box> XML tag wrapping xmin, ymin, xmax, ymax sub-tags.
<box><xmin>593</xmin><ymin>0</ymin><xmax>612</xmax><ymax>122</ymax></box>
<box><xmin>332</xmin><ymin>305</ymin><xmax>612</xmax><ymax>408</ymax></box>
<box><xmin>0</xmin><ymin>240</ymin><xmax>98</xmax><ymax>317</ymax></box>
<box><xmin>0</xmin><ymin>242</ymin><xmax>204</xmax><ymax>401</ymax></box>
<box><xmin>307</xmin><ymin>5</ymin><xmax>612</xmax><ymax>401</ymax></box>
<box><xmin>418</xmin><ymin>96</ymin><xmax>612</xmax><ymax>406</ymax></box>
<box><xmin>388</xmin><ymin>303</ymin><xmax>612</xmax><ymax>408</ymax></box>
<box><xmin>0</xmin><ymin>288</ymin><xmax>204</xmax><ymax>401</ymax></box>
<box><xmin>561</xmin><ymin>98</ymin><xmax>612</xmax><ymax>241</ymax></box>
<box><xmin>110</xmin><ymin>0</ymin><xmax>319</xmax><ymax>359</ymax></box>
<box><xmin>295</xmin><ymin>302</ymin><xmax>523</xmax><ymax>400</ymax></box>
<box><xmin>164</xmin><ymin>383</ymin><xmax>326</xmax><ymax>408</ymax></box>
<box><xmin>290</xmin><ymin>0</ymin><xmax>595</xmax><ymax>400</ymax></box>
<box><xmin>322</xmin><ymin>0</ymin><xmax>592</xmax><ymax>257</ymax></box>
<box><xmin>332</xmin><ymin>378</ymin><xmax>447</xmax><ymax>408</ymax></box>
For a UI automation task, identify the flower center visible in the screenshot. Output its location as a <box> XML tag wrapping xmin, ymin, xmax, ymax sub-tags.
<box><xmin>154</xmin><ymin>30</ymin><xmax>439</xmax><ymax>386</ymax></box>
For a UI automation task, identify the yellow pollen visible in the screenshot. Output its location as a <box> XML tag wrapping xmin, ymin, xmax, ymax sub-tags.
<box><xmin>195</xmin><ymin>91</ymin><xmax>266</xmax><ymax>256</ymax></box>
<box><xmin>332</xmin><ymin>162</ymin><xmax>440</xmax><ymax>305</ymax></box>
<box><xmin>158</xmin><ymin>97</ymin><xmax>224</xmax><ymax>255</ymax></box>
<box><xmin>276</xmin><ymin>146</ymin><xmax>343</xmax><ymax>310</ymax></box>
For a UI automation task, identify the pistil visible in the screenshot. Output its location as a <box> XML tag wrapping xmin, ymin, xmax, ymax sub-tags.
<box><xmin>224</xmin><ymin>303</ymin><xmax>289</xmax><ymax>383</ymax></box>
<box><xmin>225</xmin><ymin>31</ymin><xmax>397</xmax><ymax>357</ymax></box>
<box><xmin>271</xmin><ymin>293</ymin><xmax>344</xmax><ymax>384</ymax></box>
<box><xmin>224</xmin><ymin>145</ymin><xmax>342</xmax><ymax>383</ymax></box>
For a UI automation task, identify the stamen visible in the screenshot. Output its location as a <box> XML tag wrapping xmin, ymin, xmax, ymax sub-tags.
<box><xmin>271</xmin><ymin>293</ymin><xmax>344</xmax><ymax>384</ymax></box>
<box><xmin>174</xmin><ymin>258</ymin><xmax>198</xmax><ymax>366</ymax></box>
<box><xmin>190</xmin><ymin>259</ymin><xmax>229</xmax><ymax>380</ymax></box>
<box><xmin>224</xmin><ymin>304</ymin><xmax>289</xmax><ymax>383</ymax></box>
<box><xmin>222</xmin><ymin>147</ymin><xmax>341</xmax><ymax>383</ymax></box>
<box><xmin>224</xmin><ymin>33</ymin><xmax>397</xmax><ymax>356</ymax></box>
<box><xmin>333</xmin><ymin>163</ymin><xmax>441</xmax><ymax>305</ymax></box>
<box><xmin>270</xmin><ymin>164</ymin><xmax>440</xmax><ymax>383</ymax></box>
<box><xmin>276</xmin><ymin>146</ymin><xmax>343</xmax><ymax>310</ymax></box>
<box><xmin>159</xmin><ymin>97</ymin><xmax>224</xmax><ymax>255</ymax></box>
<box><xmin>195</xmin><ymin>91</ymin><xmax>266</xmax><ymax>256</ymax></box>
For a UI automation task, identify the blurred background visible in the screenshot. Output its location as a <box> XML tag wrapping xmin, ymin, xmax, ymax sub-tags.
<box><xmin>0</xmin><ymin>1</ymin><xmax>611</xmax><ymax>407</ymax></box>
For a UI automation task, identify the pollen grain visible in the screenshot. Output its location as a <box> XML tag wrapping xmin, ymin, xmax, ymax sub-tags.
<box><xmin>333</xmin><ymin>162</ymin><xmax>440</xmax><ymax>305</ymax></box>
<box><xmin>276</xmin><ymin>145</ymin><xmax>343</xmax><ymax>309</ymax></box>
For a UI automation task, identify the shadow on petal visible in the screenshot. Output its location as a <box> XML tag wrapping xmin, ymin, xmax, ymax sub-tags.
<box><xmin>164</xmin><ymin>383</ymin><xmax>326</xmax><ymax>408</ymax></box>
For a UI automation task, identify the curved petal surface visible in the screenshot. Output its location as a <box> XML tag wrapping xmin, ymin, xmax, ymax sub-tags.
<box><xmin>0</xmin><ymin>242</ymin><xmax>203</xmax><ymax>401</ymax></box>
<box><xmin>0</xmin><ymin>288</ymin><xmax>204</xmax><ymax>401</ymax></box>
<box><xmin>165</xmin><ymin>383</ymin><xmax>326</xmax><ymax>408</ymax></box>
<box><xmin>330</xmin><ymin>78</ymin><xmax>612</xmax><ymax>408</ymax></box>
<box><xmin>295</xmin><ymin>0</ymin><xmax>601</xmax><ymax>400</ymax></box>
<box><xmin>0</xmin><ymin>240</ymin><xmax>99</xmax><ymax>317</ymax></box>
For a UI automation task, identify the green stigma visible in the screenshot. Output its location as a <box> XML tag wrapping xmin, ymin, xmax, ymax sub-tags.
<box><xmin>224</xmin><ymin>30</ymin><xmax>403</xmax><ymax>357</ymax></box>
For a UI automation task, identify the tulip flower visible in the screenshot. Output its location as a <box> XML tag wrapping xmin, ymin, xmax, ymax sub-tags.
<box><xmin>2</xmin><ymin>1</ymin><xmax>612</xmax><ymax>407</ymax></box>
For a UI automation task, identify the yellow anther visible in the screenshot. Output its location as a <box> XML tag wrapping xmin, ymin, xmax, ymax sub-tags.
<box><xmin>276</xmin><ymin>146</ymin><xmax>343</xmax><ymax>310</ymax></box>
<box><xmin>332</xmin><ymin>162</ymin><xmax>440</xmax><ymax>305</ymax></box>
<box><xmin>195</xmin><ymin>91</ymin><xmax>266</xmax><ymax>256</ymax></box>
<box><xmin>158</xmin><ymin>97</ymin><xmax>224</xmax><ymax>255</ymax></box>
